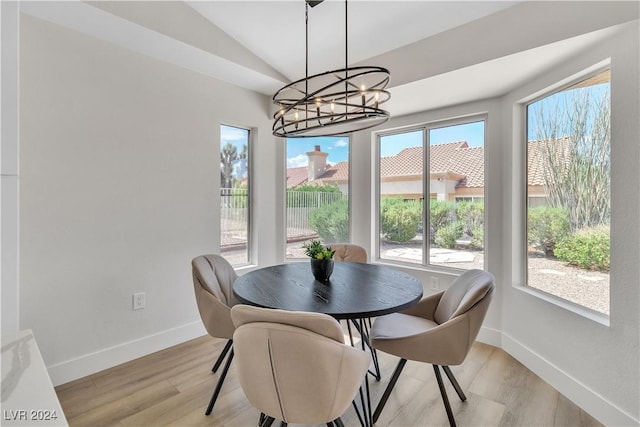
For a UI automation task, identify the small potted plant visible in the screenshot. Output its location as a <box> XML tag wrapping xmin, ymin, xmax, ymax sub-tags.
<box><xmin>303</xmin><ymin>240</ymin><xmax>335</xmax><ymax>281</ymax></box>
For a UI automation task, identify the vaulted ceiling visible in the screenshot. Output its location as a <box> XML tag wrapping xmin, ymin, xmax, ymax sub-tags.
<box><xmin>21</xmin><ymin>1</ymin><xmax>639</xmax><ymax>116</ymax></box>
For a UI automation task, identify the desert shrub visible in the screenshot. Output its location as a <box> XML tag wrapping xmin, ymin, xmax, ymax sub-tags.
<box><xmin>470</xmin><ymin>226</ymin><xmax>484</xmax><ymax>250</ymax></box>
<box><xmin>435</xmin><ymin>221</ymin><xmax>464</xmax><ymax>249</ymax></box>
<box><xmin>455</xmin><ymin>201</ymin><xmax>484</xmax><ymax>236</ymax></box>
<box><xmin>554</xmin><ymin>226</ymin><xmax>610</xmax><ymax>271</ymax></box>
<box><xmin>309</xmin><ymin>198</ymin><xmax>349</xmax><ymax>243</ymax></box>
<box><xmin>429</xmin><ymin>200</ymin><xmax>454</xmax><ymax>243</ymax></box>
<box><xmin>380</xmin><ymin>198</ymin><xmax>422</xmax><ymax>243</ymax></box>
<box><xmin>527</xmin><ymin>206</ymin><xmax>570</xmax><ymax>256</ymax></box>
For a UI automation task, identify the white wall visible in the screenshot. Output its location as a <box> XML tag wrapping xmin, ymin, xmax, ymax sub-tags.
<box><xmin>1</xmin><ymin>0</ymin><xmax>20</xmax><ymax>338</ymax></box>
<box><xmin>501</xmin><ymin>22</ymin><xmax>639</xmax><ymax>425</ymax></box>
<box><xmin>353</xmin><ymin>23</ymin><xmax>640</xmax><ymax>426</ymax></box>
<box><xmin>18</xmin><ymin>14</ymin><xmax>278</xmax><ymax>384</ymax></box>
<box><xmin>12</xmin><ymin>6</ymin><xmax>639</xmax><ymax>427</ymax></box>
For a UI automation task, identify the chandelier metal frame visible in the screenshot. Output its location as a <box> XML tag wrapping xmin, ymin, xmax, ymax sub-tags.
<box><xmin>272</xmin><ymin>0</ymin><xmax>391</xmax><ymax>138</ymax></box>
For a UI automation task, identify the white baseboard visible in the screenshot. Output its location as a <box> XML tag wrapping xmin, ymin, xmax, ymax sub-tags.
<box><xmin>477</xmin><ymin>325</ymin><xmax>502</xmax><ymax>347</ymax></box>
<box><xmin>47</xmin><ymin>321</ymin><xmax>207</xmax><ymax>387</ymax></box>
<box><xmin>501</xmin><ymin>332</ymin><xmax>639</xmax><ymax>427</ymax></box>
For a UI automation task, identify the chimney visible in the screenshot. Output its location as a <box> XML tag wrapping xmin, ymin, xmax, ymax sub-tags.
<box><xmin>307</xmin><ymin>145</ymin><xmax>328</xmax><ymax>181</ymax></box>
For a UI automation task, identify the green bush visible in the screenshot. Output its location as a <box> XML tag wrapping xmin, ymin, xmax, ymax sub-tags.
<box><xmin>429</xmin><ymin>200</ymin><xmax>454</xmax><ymax>242</ymax></box>
<box><xmin>455</xmin><ymin>201</ymin><xmax>484</xmax><ymax>236</ymax></box>
<box><xmin>287</xmin><ymin>184</ymin><xmax>342</xmax><ymax>207</ymax></box>
<box><xmin>554</xmin><ymin>226</ymin><xmax>610</xmax><ymax>271</ymax></box>
<box><xmin>470</xmin><ymin>226</ymin><xmax>484</xmax><ymax>250</ymax></box>
<box><xmin>309</xmin><ymin>198</ymin><xmax>349</xmax><ymax>243</ymax></box>
<box><xmin>380</xmin><ymin>198</ymin><xmax>422</xmax><ymax>243</ymax></box>
<box><xmin>435</xmin><ymin>221</ymin><xmax>464</xmax><ymax>249</ymax></box>
<box><xmin>527</xmin><ymin>206</ymin><xmax>570</xmax><ymax>256</ymax></box>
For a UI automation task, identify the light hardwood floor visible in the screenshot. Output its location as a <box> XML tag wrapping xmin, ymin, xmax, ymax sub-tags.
<box><xmin>55</xmin><ymin>335</ymin><xmax>602</xmax><ymax>427</ymax></box>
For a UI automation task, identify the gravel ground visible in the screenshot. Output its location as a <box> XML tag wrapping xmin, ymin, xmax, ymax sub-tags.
<box><xmin>379</xmin><ymin>241</ymin><xmax>609</xmax><ymax>315</ymax></box>
<box><xmin>527</xmin><ymin>253</ymin><xmax>609</xmax><ymax>315</ymax></box>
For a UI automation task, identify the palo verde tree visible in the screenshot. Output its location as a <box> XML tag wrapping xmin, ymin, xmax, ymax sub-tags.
<box><xmin>531</xmin><ymin>80</ymin><xmax>610</xmax><ymax>231</ymax></box>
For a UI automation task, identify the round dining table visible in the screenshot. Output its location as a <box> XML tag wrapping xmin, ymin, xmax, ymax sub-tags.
<box><xmin>232</xmin><ymin>261</ymin><xmax>423</xmax><ymax>427</ymax></box>
<box><xmin>232</xmin><ymin>261</ymin><xmax>423</xmax><ymax>320</ymax></box>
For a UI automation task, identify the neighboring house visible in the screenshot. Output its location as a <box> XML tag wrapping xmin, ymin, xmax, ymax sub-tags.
<box><xmin>287</xmin><ymin>142</ymin><xmax>553</xmax><ymax>203</ymax></box>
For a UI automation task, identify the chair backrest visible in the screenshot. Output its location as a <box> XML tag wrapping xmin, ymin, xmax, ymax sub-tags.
<box><xmin>192</xmin><ymin>255</ymin><xmax>238</xmax><ymax>305</ymax></box>
<box><xmin>192</xmin><ymin>254</ymin><xmax>239</xmax><ymax>339</ymax></box>
<box><xmin>331</xmin><ymin>243</ymin><xmax>368</xmax><ymax>263</ymax></box>
<box><xmin>434</xmin><ymin>269</ymin><xmax>495</xmax><ymax>325</ymax></box>
<box><xmin>231</xmin><ymin>305</ymin><xmax>370</xmax><ymax>424</ymax></box>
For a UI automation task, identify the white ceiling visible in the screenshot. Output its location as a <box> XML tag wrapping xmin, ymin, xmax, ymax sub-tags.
<box><xmin>186</xmin><ymin>1</ymin><xmax>521</xmax><ymax>82</ymax></box>
<box><xmin>20</xmin><ymin>1</ymin><xmax>637</xmax><ymax>117</ymax></box>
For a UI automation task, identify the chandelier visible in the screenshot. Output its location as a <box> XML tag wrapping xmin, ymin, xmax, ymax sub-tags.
<box><xmin>272</xmin><ymin>0</ymin><xmax>391</xmax><ymax>138</ymax></box>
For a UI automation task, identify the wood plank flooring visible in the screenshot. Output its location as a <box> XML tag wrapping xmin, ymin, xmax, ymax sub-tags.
<box><xmin>55</xmin><ymin>335</ymin><xmax>602</xmax><ymax>427</ymax></box>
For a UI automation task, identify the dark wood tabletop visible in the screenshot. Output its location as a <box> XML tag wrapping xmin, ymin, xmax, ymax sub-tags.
<box><xmin>233</xmin><ymin>262</ymin><xmax>423</xmax><ymax>320</ymax></box>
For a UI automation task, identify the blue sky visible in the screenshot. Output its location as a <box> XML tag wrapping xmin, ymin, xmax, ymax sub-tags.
<box><xmin>287</xmin><ymin>120</ymin><xmax>486</xmax><ymax>165</ymax></box>
<box><xmin>229</xmin><ymin>83</ymin><xmax>607</xmax><ymax>169</ymax></box>
<box><xmin>286</xmin><ymin>136</ymin><xmax>349</xmax><ymax>167</ymax></box>
<box><xmin>220</xmin><ymin>124</ymin><xmax>249</xmax><ymax>149</ymax></box>
<box><xmin>527</xmin><ymin>82</ymin><xmax>609</xmax><ymax>141</ymax></box>
<box><xmin>221</xmin><ymin>124</ymin><xmax>250</xmax><ymax>179</ymax></box>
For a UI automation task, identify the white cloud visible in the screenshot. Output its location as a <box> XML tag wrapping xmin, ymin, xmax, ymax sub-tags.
<box><xmin>287</xmin><ymin>154</ymin><xmax>308</xmax><ymax>168</ymax></box>
<box><xmin>221</xmin><ymin>125</ymin><xmax>249</xmax><ymax>142</ymax></box>
<box><xmin>334</xmin><ymin>138</ymin><xmax>348</xmax><ymax>148</ymax></box>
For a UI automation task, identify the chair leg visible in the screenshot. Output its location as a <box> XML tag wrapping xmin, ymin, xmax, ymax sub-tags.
<box><xmin>433</xmin><ymin>364</ymin><xmax>457</xmax><ymax>427</ymax></box>
<box><xmin>351</xmin><ymin>399</ymin><xmax>365</xmax><ymax>427</ymax></box>
<box><xmin>349</xmin><ymin>319</ymin><xmax>381</xmax><ymax>381</ymax></box>
<box><xmin>205</xmin><ymin>348</ymin><xmax>234</xmax><ymax>415</ymax></box>
<box><xmin>212</xmin><ymin>339</ymin><xmax>233</xmax><ymax>373</ymax></box>
<box><xmin>260</xmin><ymin>416</ymin><xmax>275</xmax><ymax>427</ymax></box>
<box><xmin>442</xmin><ymin>365</ymin><xmax>466</xmax><ymax>401</ymax></box>
<box><xmin>372</xmin><ymin>358</ymin><xmax>407</xmax><ymax>423</ymax></box>
<box><xmin>362</xmin><ymin>319</ymin><xmax>382</xmax><ymax>381</ymax></box>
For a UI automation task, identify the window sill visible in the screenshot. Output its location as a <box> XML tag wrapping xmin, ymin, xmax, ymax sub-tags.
<box><xmin>514</xmin><ymin>283</ymin><xmax>610</xmax><ymax>327</ymax></box>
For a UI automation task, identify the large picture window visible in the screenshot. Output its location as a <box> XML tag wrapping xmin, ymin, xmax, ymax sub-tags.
<box><xmin>285</xmin><ymin>137</ymin><xmax>350</xmax><ymax>259</ymax></box>
<box><xmin>525</xmin><ymin>69</ymin><xmax>610</xmax><ymax>315</ymax></box>
<box><xmin>378</xmin><ymin>119</ymin><xmax>485</xmax><ymax>270</ymax></box>
<box><xmin>220</xmin><ymin>125</ymin><xmax>250</xmax><ymax>266</ymax></box>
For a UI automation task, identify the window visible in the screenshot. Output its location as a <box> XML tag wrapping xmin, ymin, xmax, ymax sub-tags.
<box><xmin>378</xmin><ymin>119</ymin><xmax>485</xmax><ymax>270</ymax></box>
<box><xmin>525</xmin><ymin>69</ymin><xmax>610</xmax><ymax>315</ymax></box>
<box><xmin>285</xmin><ymin>137</ymin><xmax>350</xmax><ymax>259</ymax></box>
<box><xmin>220</xmin><ymin>125</ymin><xmax>250</xmax><ymax>266</ymax></box>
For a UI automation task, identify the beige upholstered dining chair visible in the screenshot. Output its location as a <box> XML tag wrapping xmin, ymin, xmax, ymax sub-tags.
<box><xmin>191</xmin><ymin>254</ymin><xmax>240</xmax><ymax>416</ymax></box>
<box><xmin>331</xmin><ymin>243</ymin><xmax>368</xmax><ymax>263</ymax></box>
<box><xmin>230</xmin><ymin>305</ymin><xmax>371</xmax><ymax>427</ymax></box>
<box><xmin>370</xmin><ymin>269</ymin><xmax>495</xmax><ymax>427</ymax></box>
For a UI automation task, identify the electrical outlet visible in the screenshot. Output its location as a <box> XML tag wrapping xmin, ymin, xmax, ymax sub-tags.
<box><xmin>429</xmin><ymin>277</ymin><xmax>439</xmax><ymax>291</ymax></box>
<box><xmin>133</xmin><ymin>292</ymin><xmax>146</xmax><ymax>310</ymax></box>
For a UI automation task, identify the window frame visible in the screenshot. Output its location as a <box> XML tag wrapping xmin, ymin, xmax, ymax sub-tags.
<box><xmin>283</xmin><ymin>136</ymin><xmax>352</xmax><ymax>261</ymax></box>
<box><xmin>519</xmin><ymin>63</ymin><xmax>611</xmax><ymax>322</ymax></box>
<box><xmin>219</xmin><ymin>123</ymin><xmax>253</xmax><ymax>267</ymax></box>
<box><xmin>374</xmin><ymin>115</ymin><xmax>487</xmax><ymax>272</ymax></box>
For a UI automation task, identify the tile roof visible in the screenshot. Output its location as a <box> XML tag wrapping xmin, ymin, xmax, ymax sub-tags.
<box><xmin>286</xmin><ymin>166</ymin><xmax>308</xmax><ymax>188</ymax></box>
<box><xmin>286</xmin><ymin>162</ymin><xmax>348</xmax><ymax>187</ymax></box>
<box><xmin>380</xmin><ymin>141</ymin><xmax>485</xmax><ymax>188</ymax></box>
<box><xmin>286</xmin><ymin>139</ymin><xmax>563</xmax><ymax>188</ymax></box>
<box><xmin>527</xmin><ymin>138</ymin><xmax>571</xmax><ymax>186</ymax></box>
<box><xmin>315</xmin><ymin>161</ymin><xmax>349</xmax><ymax>183</ymax></box>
